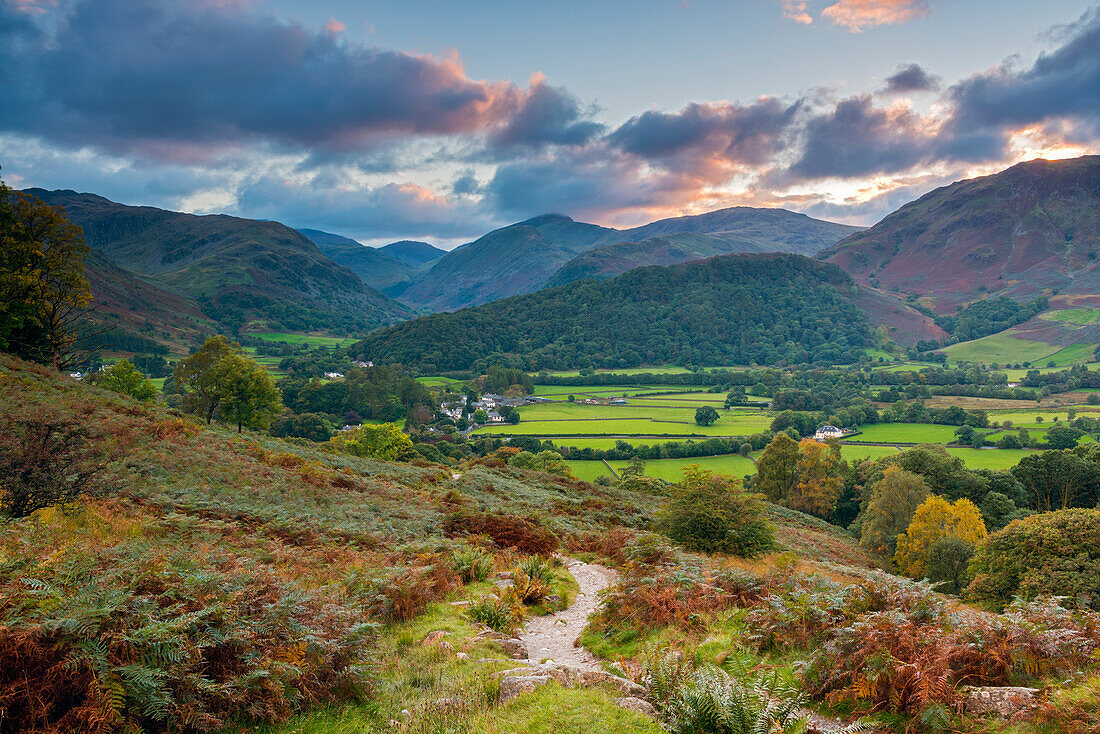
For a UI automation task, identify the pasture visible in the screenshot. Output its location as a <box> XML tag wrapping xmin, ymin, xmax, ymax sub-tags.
<box><xmin>843</xmin><ymin>423</ymin><xmax>959</xmax><ymax>444</ymax></box>
<box><xmin>244</xmin><ymin>332</ymin><xmax>359</xmax><ymax>348</ymax></box>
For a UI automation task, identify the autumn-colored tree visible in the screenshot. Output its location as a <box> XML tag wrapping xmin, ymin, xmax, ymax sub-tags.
<box><xmin>173</xmin><ymin>336</ymin><xmax>281</xmax><ymax>430</ymax></box>
<box><xmin>0</xmin><ymin>182</ymin><xmax>96</xmax><ymax>370</ymax></box>
<box><xmin>755</xmin><ymin>432</ymin><xmax>799</xmax><ymax>503</ymax></box>
<box><xmin>894</xmin><ymin>495</ymin><xmax>986</xmax><ymax>578</ymax></box>
<box><xmin>329</xmin><ymin>422</ymin><xmax>416</xmax><ymax>461</ymax></box>
<box><xmin>788</xmin><ymin>438</ymin><xmax>846</xmax><ymax>518</ymax></box>
<box><xmin>860</xmin><ymin>466</ymin><xmax>929</xmax><ymax>557</ymax></box>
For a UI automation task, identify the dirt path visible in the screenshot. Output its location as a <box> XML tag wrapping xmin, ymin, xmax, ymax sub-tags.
<box><xmin>518</xmin><ymin>558</ymin><xmax>616</xmax><ymax>670</ymax></box>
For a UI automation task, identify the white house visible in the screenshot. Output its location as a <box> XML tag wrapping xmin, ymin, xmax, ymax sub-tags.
<box><xmin>324</xmin><ymin>371</ymin><xmax>345</xmax><ymax>379</ymax></box>
<box><xmin>813</xmin><ymin>425</ymin><xmax>844</xmax><ymax>440</ymax></box>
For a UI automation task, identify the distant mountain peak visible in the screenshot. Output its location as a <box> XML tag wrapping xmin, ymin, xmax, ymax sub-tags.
<box><xmin>518</xmin><ymin>213</ymin><xmax>574</xmax><ymax>227</ymax></box>
<box><xmin>378</xmin><ymin>240</ymin><xmax>446</xmax><ymax>266</ymax></box>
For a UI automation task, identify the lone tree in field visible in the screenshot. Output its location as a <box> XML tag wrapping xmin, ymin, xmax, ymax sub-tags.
<box><xmin>695</xmin><ymin>406</ymin><xmax>720</xmax><ymax>426</ymax></box>
<box><xmin>0</xmin><ymin>178</ymin><xmax>97</xmax><ymax>371</ymax></box>
<box><xmin>173</xmin><ymin>336</ymin><xmax>281</xmax><ymax>431</ymax></box>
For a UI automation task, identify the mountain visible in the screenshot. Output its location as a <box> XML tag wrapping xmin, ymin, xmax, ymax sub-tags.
<box><xmin>397</xmin><ymin>214</ymin><xmax>616</xmax><ymax>312</ymax></box>
<box><xmin>379</xmin><ymin>240</ymin><xmax>446</xmax><ymax>266</ymax></box>
<box><xmin>356</xmin><ymin>253</ymin><xmax>872</xmax><ymax>371</ymax></box>
<box><xmin>297</xmin><ymin>228</ymin><xmax>420</xmax><ymax>297</ymax></box>
<box><xmin>399</xmin><ymin>208</ymin><xmax>859</xmax><ymax>311</ymax></box>
<box><xmin>27</xmin><ymin>190</ymin><xmax>413</xmax><ymax>335</ymax></box>
<box><xmin>822</xmin><ymin>156</ymin><xmax>1100</xmax><ymax>313</ymax></box>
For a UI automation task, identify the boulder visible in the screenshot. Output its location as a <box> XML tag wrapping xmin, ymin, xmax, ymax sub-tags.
<box><xmin>500</xmin><ymin>638</ymin><xmax>529</xmax><ymax>659</ymax></box>
<box><xmin>499</xmin><ymin>675</ymin><xmax>553</xmax><ymax>702</ymax></box>
<box><xmin>616</xmin><ymin>697</ymin><xmax>658</xmax><ymax>718</ymax></box>
<box><xmin>964</xmin><ymin>686</ymin><xmax>1039</xmax><ymax>716</ymax></box>
<box><xmin>421</xmin><ymin>630</ymin><xmax>447</xmax><ymax>647</ymax></box>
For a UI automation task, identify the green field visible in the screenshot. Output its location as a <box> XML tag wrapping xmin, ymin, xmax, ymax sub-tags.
<box><xmin>941</xmin><ymin>332</ymin><xmax>1064</xmax><ymax>365</ymax></box>
<box><xmin>416</xmin><ymin>376</ymin><xmax>466</xmax><ymax>387</ymax></box>
<box><xmin>844</xmin><ymin>423</ymin><xmax>959</xmax><ymax>444</ymax></box>
<box><xmin>530</xmin><ymin>385</ymin><xmax>663</xmax><ymax>397</ymax></box>
<box><xmin>475</xmin><ymin>415</ymin><xmax>770</xmax><ymax>437</ymax></box>
<box><xmin>1045</xmin><ymin>308</ymin><xmax>1100</xmax><ymax>324</ymax></box>
<box><xmin>945</xmin><ymin>448</ymin><xmax>1034</xmax><ymax>470</ymax></box>
<box><xmin>988</xmin><ymin>410</ymin><xmax>1096</xmax><ymax>428</ymax></box>
<box><xmin>244</xmin><ymin>332</ymin><xmax>358</xmax><ymax>348</ymax></box>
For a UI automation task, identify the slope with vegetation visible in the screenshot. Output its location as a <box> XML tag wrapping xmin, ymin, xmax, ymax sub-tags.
<box><xmin>357</xmin><ymin>254</ymin><xmax>871</xmax><ymax>372</ymax></box>
<box><xmin>823</xmin><ymin>155</ymin><xmax>1100</xmax><ymax>313</ymax></box>
<box><xmin>297</xmin><ymin>228</ymin><xmax>427</xmax><ymax>297</ymax></box>
<box><xmin>26</xmin><ymin>189</ymin><xmax>413</xmax><ymax>337</ymax></box>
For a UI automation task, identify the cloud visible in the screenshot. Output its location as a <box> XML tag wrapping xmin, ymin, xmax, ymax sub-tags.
<box><xmin>883</xmin><ymin>63</ymin><xmax>941</xmax><ymax>93</ymax></box>
<box><xmin>821</xmin><ymin>0</ymin><xmax>931</xmax><ymax>32</ymax></box>
<box><xmin>489</xmin><ymin>74</ymin><xmax>605</xmax><ymax>149</ymax></box>
<box><xmin>324</xmin><ymin>18</ymin><xmax>346</xmax><ymax>33</ymax></box>
<box><xmin>946</xmin><ymin>8</ymin><xmax>1100</xmax><ymax>139</ymax></box>
<box><xmin>0</xmin><ymin>0</ymin><xmax>536</xmax><ymax>159</ymax></box>
<box><xmin>782</xmin><ymin>1</ymin><xmax>814</xmax><ymax>25</ymax></box>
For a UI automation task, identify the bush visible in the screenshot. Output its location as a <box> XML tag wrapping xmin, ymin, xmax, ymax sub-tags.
<box><xmin>967</xmin><ymin>508</ymin><xmax>1100</xmax><ymax>609</ymax></box>
<box><xmin>94</xmin><ymin>360</ymin><xmax>157</xmax><ymax>401</ymax></box>
<box><xmin>467</xmin><ymin>597</ymin><xmax>521</xmax><ymax>634</ymax></box>
<box><xmin>453</xmin><ymin>547</ymin><xmax>494</xmax><ymax>583</ymax></box>
<box><xmin>442</xmin><ymin>512</ymin><xmax>560</xmax><ymax>554</ymax></box>
<box><xmin>927</xmin><ymin>536</ymin><xmax>975</xmax><ymax>594</ymax></box>
<box><xmin>0</xmin><ymin>416</ymin><xmax>108</xmax><ymax>518</ymax></box>
<box><xmin>659</xmin><ymin>466</ymin><xmax>777</xmax><ymax>557</ymax></box>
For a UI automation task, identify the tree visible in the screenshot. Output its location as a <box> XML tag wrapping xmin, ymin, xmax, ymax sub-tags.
<box><xmin>1011</xmin><ymin>450</ymin><xmax>1100</xmax><ymax>511</ymax></box>
<box><xmin>472</xmin><ymin>409</ymin><xmax>488</xmax><ymax>424</ymax></box>
<box><xmin>927</xmin><ymin>536</ymin><xmax>977</xmax><ymax>594</ymax></box>
<box><xmin>954</xmin><ymin>425</ymin><xmax>975</xmax><ymax>445</ymax></box>
<box><xmin>755</xmin><ymin>433</ymin><xmax>799</xmax><ymax>503</ymax></box>
<box><xmin>0</xmin><ymin>185</ymin><xmax>97</xmax><ymax>371</ymax></box>
<box><xmin>788</xmin><ymin>439</ymin><xmax>846</xmax><ymax>518</ymax></box>
<box><xmin>860</xmin><ymin>466</ymin><xmax>929</xmax><ymax>557</ymax></box>
<box><xmin>894</xmin><ymin>495</ymin><xmax>986</xmax><ymax>578</ymax></box>
<box><xmin>659</xmin><ymin>466</ymin><xmax>777</xmax><ymax>557</ymax></box>
<box><xmin>1046</xmin><ymin>424</ymin><xmax>1083</xmax><ymax>450</ymax></box>
<box><xmin>94</xmin><ymin>360</ymin><xmax>157</xmax><ymax>401</ymax></box>
<box><xmin>0</xmin><ymin>417</ymin><xmax>106</xmax><ymax>518</ymax></box>
<box><xmin>329</xmin><ymin>423</ymin><xmax>416</xmax><ymax>461</ymax></box>
<box><xmin>695</xmin><ymin>406</ymin><xmax>720</xmax><ymax>426</ymax></box>
<box><xmin>269</xmin><ymin>412</ymin><xmax>332</xmax><ymax>442</ymax></box>
<box><xmin>173</xmin><ymin>336</ymin><xmax>282</xmax><ymax>430</ymax></box>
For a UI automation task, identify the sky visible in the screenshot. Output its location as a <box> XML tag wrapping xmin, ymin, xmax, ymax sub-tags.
<box><xmin>1</xmin><ymin>0</ymin><xmax>1098</xmax><ymax>248</ymax></box>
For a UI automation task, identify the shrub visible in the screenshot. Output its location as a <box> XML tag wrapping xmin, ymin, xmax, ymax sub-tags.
<box><xmin>0</xmin><ymin>416</ymin><xmax>108</xmax><ymax>518</ymax></box>
<box><xmin>442</xmin><ymin>512</ymin><xmax>560</xmax><ymax>555</ymax></box>
<box><xmin>659</xmin><ymin>466</ymin><xmax>777</xmax><ymax>557</ymax></box>
<box><xmin>93</xmin><ymin>360</ymin><xmax>157</xmax><ymax>401</ymax></box>
<box><xmin>453</xmin><ymin>547</ymin><xmax>494</xmax><ymax>583</ymax></box>
<box><xmin>517</xmin><ymin>556</ymin><xmax>556</xmax><ymax>585</ymax></box>
<box><xmin>467</xmin><ymin>597</ymin><xmax>521</xmax><ymax>634</ymax></box>
<box><xmin>926</xmin><ymin>536</ymin><xmax>975</xmax><ymax>594</ymax></box>
<box><xmin>967</xmin><ymin>508</ymin><xmax>1100</xmax><ymax>609</ymax></box>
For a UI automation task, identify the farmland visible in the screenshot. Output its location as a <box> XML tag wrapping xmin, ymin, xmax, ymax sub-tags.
<box><xmin>844</xmin><ymin>422</ymin><xmax>959</xmax><ymax>444</ymax></box>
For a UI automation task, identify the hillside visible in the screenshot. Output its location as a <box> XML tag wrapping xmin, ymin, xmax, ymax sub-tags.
<box><xmin>400</xmin><ymin>208</ymin><xmax>859</xmax><ymax>312</ymax></box>
<box><xmin>298</xmin><ymin>228</ymin><xmax>421</xmax><ymax>296</ymax></box>
<box><xmin>379</xmin><ymin>239</ymin><xmax>447</xmax><ymax>265</ymax></box>
<box><xmin>357</xmin><ymin>253</ymin><xmax>871</xmax><ymax>371</ymax></box>
<box><xmin>27</xmin><ymin>189</ymin><xmax>413</xmax><ymax>334</ymax></box>
<box><xmin>822</xmin><ymin>156</ymin><xmax>1100</xmax><ymax>313</ymax></box>
<box><xmin>548</xmin><ymin>208</ymin><xmax>862</xmax><ymax>287</ymax></box>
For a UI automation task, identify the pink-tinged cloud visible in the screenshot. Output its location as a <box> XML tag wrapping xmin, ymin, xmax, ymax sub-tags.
<box><xmin>782</xmin><ymin>1</ymin><xmax>813</xmax><ymax>25</ymax></box>
<box><xmin>821</xmin><ymin>0</ymin><xmax>930</xmax><ymax>31</ymax></box>
<box><xmin>6</xmin><ymin>0</ymin><xmax>57</xmax><ymax>14</ymax></box>
<box><xmin>324</xmin><ymin>18</ymin><xmax>345</xmax><ymax>33</ymax></box>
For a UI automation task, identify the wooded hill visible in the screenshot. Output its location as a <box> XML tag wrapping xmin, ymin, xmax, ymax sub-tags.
<box><xmin>355</xmin><ymin>253</ymin><xmax>871</xmax><ymax>371</ymax></box>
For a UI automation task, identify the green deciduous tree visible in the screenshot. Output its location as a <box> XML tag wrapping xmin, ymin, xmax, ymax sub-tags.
<box><xmin>755</xmin><ymin>433</ymin><xmax>799</xmax><ymax>503</ymax></box>
<box><xmin>329</xmin><ymin>423</ymin><xmax>416</xmax><ymax>461</ymax></box>
<box><xmin>94</xmin><ymin>360</ymin><xmax>157</xmax><ymax>402</ymax></box>
<box><xmin>1011</xmin><ymin>449</ymin><xmax>1100</xmax><ymax>512</ymax></box>
<box><xmin>173</xmin><ymin>336</ymin><xmax>282</xmax><ymax>431</ymax></box>
<box><xmin>927</xmin><ymin>536</ymin><xmax>977</xmax><ymax>594</ymax></box>
<box><xmin>860</xmin><ymin>466</ymin><xmax>929</xmax><ymax>558</ymax></box>
<box><xmin>788</xmin><ymin>438</ymin><xmax>846</xmax><ymax>519</ymax></box>
<box><xmin>694</xmin><ymin>406</ymin><xmax>720</xmax><ymax>426</ymax></box>
<box><xmin>659</xmin><ymin>465</ymin><xmax>777</xmax><ymax>557</ymax></box>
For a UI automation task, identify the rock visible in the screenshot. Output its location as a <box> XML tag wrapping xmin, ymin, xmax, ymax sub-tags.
<box><xmin>456</xmin><ymin>652</ymin><xmax>470</xmax><ymax>661</ymax></box>
<box><xmin>449</xmin><ymin>600</ymin><xmax>470</xmax><ymax>608</ymax></box>
<box><xmin>494</xmin><ymin>571</ymin><xmax>514</xmax><ymax>580</ymax></box>
<box><xmin>475</xmin><ymin>629</ymin><xmax>509</xmax><ymax>640</ymax></box>
<box><xmin>436</xmin><ymin>640</ymin><xmax>455</xmax><ymax>654</ymax></box>
<box><xmin>499</xmin><ymin>675</ymin><xmax>553</xmax><ymax>702</ymax></box>
<box><xmin>546</xmin><ymin>594</ymin><xmax>563</xmax><ymax>607</ymax></box>
<box><xmin>421</xmin><ymin>630</ymin><xmax>447</xmax><ymax>647</ymax></box>
<box><xmin>578</xmin><ymin>669</ymin><xmax>646</xmax><ymax>697</ymax></box>
<box><xmin>492</xmin><ymin>578</ymin><xmax>515</xmax><ymax>589</ymax></box>
<box><xmin>500</xmin><ymin>638</ymin><xmax>529</xmax><ymax>659</ymax></box>
<box><xmin>964</xmin><ymin>686</ymin><xmax>1039</xmax><ymax>716</ymax></box>
<box><xmin>434</xmin><ymin>697</ymin><xmax>464</xmax><ymax>713</ymax></box>
<box><xmin>616</xmin><ymin>697</ymin><xmax>658</xmax><ymax>718</ymax></box>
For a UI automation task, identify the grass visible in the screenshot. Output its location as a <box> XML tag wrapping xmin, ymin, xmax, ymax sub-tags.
<box><xmin>416</xmin><ymin>376</ymin><xmax>467</xmax><ymax>387</ymax></box>
<box><xmin>941</xmin><ymin>332</ymin><xmax>1064</xmax><ymax>365</ymax></box>
<box><xmin>1044</xmin><ymin>308</ymin><xmax>1100</xmax><ymax>324</ymax></box>
<box><xmin>243</xmin><ymin>332</ymin><xmax>359</xmax><ymax>348</ymax></box>
<box><xmin>945</xmin><ymin>448</ymin><xmax>1034</xmax><ymax>470</ymax></box>
<box><xmin>467</xmin><ymin>684</ymin><xmax>663</xmax><ymax>734</ymax></box>
<box><xmin>609</xmin><ymin>454</ymin><xmax>756</xmax><ymax>481</ymax></box>
<box><xmin>844</xmin><ymin>423</ymin><xmax>959</xmax><ymax>444</ymax></box>
<box><xmin>476</xmin><ymin>414</ymin><xmax>771</xmax><ymax>437</ymax></box>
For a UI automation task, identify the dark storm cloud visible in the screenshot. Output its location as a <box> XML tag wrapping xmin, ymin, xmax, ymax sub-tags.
<box><xmin>0</xmin><ymin>0</ymin><xmax>527</xmax><ymax>158</ymax></box>
<box><xmin>946</xmin><ymin>8</ymin><xmax>1100</xmax><ymax>137</ymax></box>
<box><xmin>883</xmin><ymin>63</ymin><xmax>941</xmax><ymax>93</ymax></box>
<box><xmin>490</xmin><ymin>77</ymin><xmax>605</xmax><ymax>148</ymax></box>
<box><xmin>607</xmin><ymin>99</ymin><xmax>800</xmax><ymax>166</ymax></box>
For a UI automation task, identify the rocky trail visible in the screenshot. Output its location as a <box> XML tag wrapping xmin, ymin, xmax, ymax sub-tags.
<box><xmin>517</xmin><ymin>558</ymin><xmax>617</xmax><ymax>669</ymax></box>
